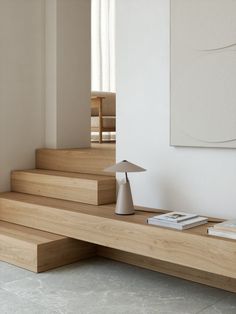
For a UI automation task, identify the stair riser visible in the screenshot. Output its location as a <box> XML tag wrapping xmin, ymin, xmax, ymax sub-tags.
<box><xmin>11</xmin><ymin>172</ymin><xmax>116</xmax><ymax>205</ymax></box>
<box><xmin>36</xmin><ymin>149</ymin><xmax>115</xmax><ymax>176</ymax></box>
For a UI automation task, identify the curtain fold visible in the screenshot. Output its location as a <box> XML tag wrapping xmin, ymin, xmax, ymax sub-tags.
<box><xmin>91</xmin><ymin>0</ymin><xmax>116</xmax><ymax>92</ymax></box>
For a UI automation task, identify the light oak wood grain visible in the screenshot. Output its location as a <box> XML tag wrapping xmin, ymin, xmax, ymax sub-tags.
<box><xmin>97</xmin><ymin>246</ymin><xmax>236</xmax><ymax>293</ymax></box>
<box><xmin>36</xmin><ymin>147</ymin><xmax>115</xmax><ymax>176</ymax></box>
<box><xmin>0</xmin><ymin>221</ymin><xmax>96</xmax><ymax>272</ymax></box>
<box><xmin>11</xmin><ymin>170</ymin><xmax>116</xmax><ymax>205</ymax></box>
<box><xmin>0</xmin><ymin>192</ymin><xmax>235</xmax><ymax>279</ymax></box>
<box><xmin>37</xmin><ymin>238</ymin><xmax>96</xmax><ymax>273</ymax></box>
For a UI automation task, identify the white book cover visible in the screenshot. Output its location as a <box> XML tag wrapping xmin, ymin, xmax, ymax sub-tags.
<box><xmin>151</xmin><ymin>211</ymin><xmax>198</xmax><ymax>223</ymax></box>
<box><xmin>147</xmin><ymin>216</ymin><xmax>208</xmax><ymax>230</ymax></box>
<box><xmin>208</xmin><ymin>227</ymin><xmax>236</xmax><ymax>240</ymax></box>
<box><xmin>213</xmin><ymin>220</ymin><xmax>236</xmax><ymax>233</ymax></box>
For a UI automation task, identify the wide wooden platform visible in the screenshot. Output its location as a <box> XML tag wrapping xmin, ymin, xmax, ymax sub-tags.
<box><xmin>0</xmin><ymin>221</ymin><xmax>95</xmax><ymax>272</ymax></box>
<box><xmin>0</xmin><ymin>192</ymin><xmax>235</xmax><ymax>292</ymax></box>
<box><xmin>11</xmin><ymin>169</ymin><xmax>116</xmax><ymax>205</ymax></box>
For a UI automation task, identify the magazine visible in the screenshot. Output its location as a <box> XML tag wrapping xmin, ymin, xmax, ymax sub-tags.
<box><xmin>207</xmin><ymin>227</ymin><xmax>236</xmax><ymax>240</ymax></box>
<box><xmin>147</xmin><ymin>216</ymin><xmax>208</xmax><ymax>230</ymax></box>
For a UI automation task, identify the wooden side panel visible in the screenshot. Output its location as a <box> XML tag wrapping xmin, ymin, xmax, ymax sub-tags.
<box><xmin>0</xmin><ymin>234</ymin><xmax>37</xmax><ymax>272</ymax></box>
<box><xmin>97</xmin><ymin>246</ymin><xmax>236</xmax><ymax>293</ymax></box>
<box><xmin>37</xmin><ymin>239</ymin><xmax>96</xmax><ymax>272</ymax></box>
<box><xmin>0</xmin><ymin>193</ymin><xmax>235</xmax><ymax>279</ymax></box>
<box><xmin>0</xmin><ymin>221</ymin><xmax>96</xmax><ymax>273</ymax></box>
<box><xmin>36</xmin><ymin>148</ymin><xmax>115</xmax><ymax>176</ymax></box>
<box><xmin>11</xmin><ymin>170</ymin><xmax>116</xmax><ymax>205</ymax></box>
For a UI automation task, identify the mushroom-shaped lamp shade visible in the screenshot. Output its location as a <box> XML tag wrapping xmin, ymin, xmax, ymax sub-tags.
<box><xmin>104</xmin><ymin>160</ymin><xmax>146</xmax><ymax>215</ymax></box>
<box><xmin>105</xmin><ymin>160</ymin><xmax>146</xmax><ymax>182</ymax></box>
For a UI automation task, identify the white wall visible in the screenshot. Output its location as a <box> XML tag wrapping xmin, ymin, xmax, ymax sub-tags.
<box><xmin>171</xmin><ymin>0</ymin><xmax>236</xmax><ymax>149</ymax></box>
<box><xmin>0</xmin><ymin>0</ymin><xmax>45</xmax><ymax>192</ymax></box>
<box><xmin>116</xmin><ymin>0</ymin><xmax>236</xmax><ymax>219</ymax></box>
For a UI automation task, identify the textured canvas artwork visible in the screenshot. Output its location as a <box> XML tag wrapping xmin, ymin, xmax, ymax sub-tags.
<box><xmin>170</xmin><ymin>0</ymin><xmax>236</xmax><ymax>148</ymax></box>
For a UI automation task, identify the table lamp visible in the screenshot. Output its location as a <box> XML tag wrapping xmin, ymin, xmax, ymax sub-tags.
<box><xmin>105</xmin><ymin>160</ymin><xmax>146</xmax><ymax>215</ymax></box>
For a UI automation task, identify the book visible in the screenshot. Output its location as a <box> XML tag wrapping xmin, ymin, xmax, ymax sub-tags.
<box><xmin>207</xmin><ymin>227</ymin><xmax>236</xmax><ymax>240</ymax></box>
<box><xmin>147</xmin><ymin>216</ymin><xmax>208</xmax><ymax>230</ymax></box>
<box><xmin>213</xmin><ymin>220</ymin><xmax>236</xmax><ymax>233</ymax></box>
<box><xmin>152</xmin><ymin>211</ymin><xmax>198</xmax><ymax>223</ymax></box>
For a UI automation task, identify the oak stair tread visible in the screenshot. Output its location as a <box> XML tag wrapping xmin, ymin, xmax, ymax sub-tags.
<box><xmin>12</xmin><ymin>169</ymin><xmax>115</xmax><ymax>181</ymax></box>
<box><xmin>0</xmin><ymin>220</ymin><xmax>64</xmax><ymax>244</ymax></box>
<box><xmin>11</xmin><ymin>169</ymin><xmax>116</xmax><ymax>205</ymax></box>
<box><xmin>0</xmin><ymin>191</ymin><xmax>114</xmax><ymax>216</ymax></box>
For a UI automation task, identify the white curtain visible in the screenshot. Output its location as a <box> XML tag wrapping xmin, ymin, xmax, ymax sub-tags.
<box><xmin>91</xmin><ymin>0</ymin><xmax>116</xmax><ymax>92</ymax></box>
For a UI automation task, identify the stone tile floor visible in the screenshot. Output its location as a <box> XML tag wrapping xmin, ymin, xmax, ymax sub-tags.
<box><xmin>0</xmin><ymin>257</ymin><xmax>235</xmax><ymax>314</ymax></box>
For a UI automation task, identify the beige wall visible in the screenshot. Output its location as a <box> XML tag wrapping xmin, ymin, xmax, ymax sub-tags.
<box><xmin>46</xmin><ymin>0</ymin><xmax>91</xmax><ymax>149</ymax></box>
<box><xmin>0</xmin><ymin>0</ymin><xmax>91</xmax><ymax>191</ymax></box>
<box><xmin>45</xmin><ymin>0</ymin><xmax>57</xmax><ymax>148</ymax></box>
<box><xmin>0</xmin><ymin>0</ymin><xmax>45</xmax><ymax>191</ymax></box>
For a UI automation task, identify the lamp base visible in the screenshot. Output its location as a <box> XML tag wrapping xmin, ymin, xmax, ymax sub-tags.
<box><xmin>115</xmin><ymin>181</ymin><xmax>135</xmax><ymax>215</ymax></box>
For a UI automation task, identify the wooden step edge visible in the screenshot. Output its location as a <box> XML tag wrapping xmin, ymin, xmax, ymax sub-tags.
<box><xmin>11</xmin><ymin>171</ymin><xmax>116</xmax><ymax>205</ymax></box>
<box><xmin>0</xmin><ymin>220</ymin><xmax>64</xmax><ymax>244</ymax></box>
<box><xmin>0</xmin><ymin>221</ymin><xmax>96</xmax><ymax>273</ymax></box>
<box><xmin>12</xmin><ymin>169</ymin><xmax>116</xmax><ymax>182</ymax></box>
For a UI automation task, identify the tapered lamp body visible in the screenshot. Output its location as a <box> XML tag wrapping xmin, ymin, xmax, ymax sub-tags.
<box><xmin>104</xmin><ymin>160</ymin><xmax>146</xmax><ymax>215</ymax></box>
<box><xmin>116</xmin><ymin>181</ymin><xmax>134</xmax><ymax>215</ymax></box>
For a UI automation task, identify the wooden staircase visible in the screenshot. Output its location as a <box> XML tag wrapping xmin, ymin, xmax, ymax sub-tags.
<box><xmin>0</xmin><ymin>145</ymin><xmax>116</xmax><ymax>272</ymax></box>
<box><xmin>1</xmin><ymin>145</ymin><xmax>236</xmax><ymax>294</ymax></box>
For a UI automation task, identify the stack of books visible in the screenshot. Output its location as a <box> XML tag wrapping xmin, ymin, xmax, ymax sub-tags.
<box><xmin>147</xmin><ymin>211</ymin><xmax>208</xmax><ymax>230</ymax></box>
<box><xmin>208</xmin><ymin>220</ymin><xmax>236</xmax><ymax>240</ymax></box>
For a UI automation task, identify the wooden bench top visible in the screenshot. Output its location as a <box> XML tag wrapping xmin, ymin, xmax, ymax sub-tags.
<box><xmin>0</xmin><ymin>192</ymin><xmax>235</xmax><ymax>280</ymax></box>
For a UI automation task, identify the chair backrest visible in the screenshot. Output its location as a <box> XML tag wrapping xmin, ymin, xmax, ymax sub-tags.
<box><xmin>91</xmin><ymin>91</ymin><xmax>116</xmax><ymax>116</ymax></box>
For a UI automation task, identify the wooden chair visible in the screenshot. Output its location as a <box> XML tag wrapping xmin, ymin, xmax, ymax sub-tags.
<box><xmin>91</xmin><ymin>93</ymin><xmax>116</xmax><ymax>143</ymax></box>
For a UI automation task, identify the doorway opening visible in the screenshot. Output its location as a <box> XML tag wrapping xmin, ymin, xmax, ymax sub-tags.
<box><xmin>90</xmin><ymin>0</ymin><xmax>116</xmax><ymax>145</ymax></box>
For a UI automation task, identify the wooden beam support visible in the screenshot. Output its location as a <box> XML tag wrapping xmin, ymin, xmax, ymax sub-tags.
<box><xmin>97</xmin><ymin>246</ymin><xmax>236</xmax><ymax>293</ymax></box>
